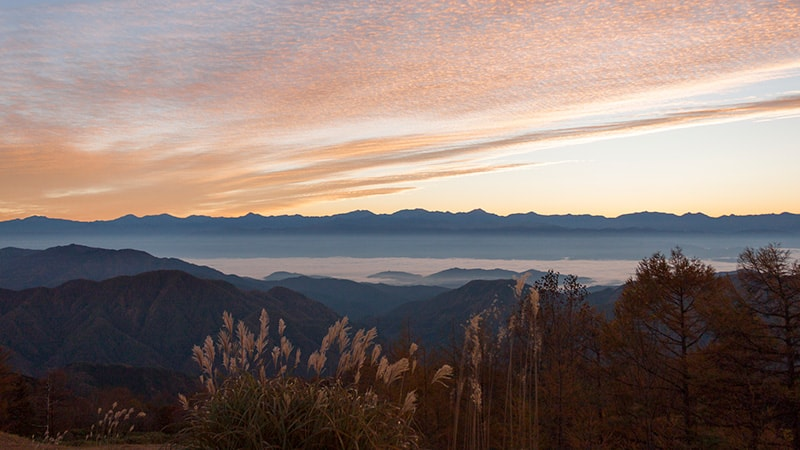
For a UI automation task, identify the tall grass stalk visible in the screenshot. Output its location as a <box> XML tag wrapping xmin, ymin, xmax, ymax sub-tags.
<box><xmin>448</xmin><ymin>273</ymin><xmax>543</xmax><ymax>449</ymax></box>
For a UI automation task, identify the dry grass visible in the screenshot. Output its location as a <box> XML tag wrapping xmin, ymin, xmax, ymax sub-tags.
<box><xmin>179</xmin><ymin>309</ymin><xmax>452</xmax><ymax>449</ymax></box>
<box><xmin>0</xmin><ymin>431</ymin><xmax>165</xmax><ymax>449</ymax></box>
<box><xmin>85</xmin><ymin>402</ymin><xmax>147</xmax><ymax>444</ymax></box>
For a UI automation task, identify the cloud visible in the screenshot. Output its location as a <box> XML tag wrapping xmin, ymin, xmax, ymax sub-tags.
<box><xmin>44</xmin><ymin>186</ymin><xmax>116</xmax><ymax>199</ymax></box>
<box><xmin>1</xmin><ymin>0</ymin><xmax>799</xmax><ymax>219</ymax></box>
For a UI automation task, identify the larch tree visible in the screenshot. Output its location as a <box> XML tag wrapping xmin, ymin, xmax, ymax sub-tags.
<box><xmin>603</xmin><ymin>248</ymin><xmax>723</xmax><ymax>448</ymax></box>
<box><xmin>698</xmin><ymin>273</ymin><xmax>784</xmax><ymax>448</ymax></box>
<box><xmin>736</xmin><ymin>244</ymin><xmax>800</xmax><ymax>449</ymax></box>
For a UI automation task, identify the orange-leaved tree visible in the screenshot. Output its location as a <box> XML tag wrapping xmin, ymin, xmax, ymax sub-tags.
<box><xmin>602</xmin><ymin>248</ymin><xmax>724</xmax><ymax>448</ymax></box>
<box><xmin>735</xmin><ymin>244</ymin><xmax>800</xmax><ymax>449</ymax></box>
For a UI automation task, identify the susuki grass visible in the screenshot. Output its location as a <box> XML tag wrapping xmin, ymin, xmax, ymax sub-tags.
<box><xmin>449</xmin><ymin>273</ymin><xmax>546</xmax><ymax>450</ymax></box>
<box><xmin>32</xmin><ymin>428</ymin><xmax>67</xmax><ymax>446</ymax></box>
<box><xmin>85</xmin><ymin>401</ymin><xmax>147</xmax><ymax>443</ymax></box>
<box><xmin>179</xmin><ymin>309</ymin><xmax>452</xmax><ymax>449</ymax></box>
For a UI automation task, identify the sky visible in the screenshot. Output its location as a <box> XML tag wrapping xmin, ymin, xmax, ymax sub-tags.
<box><xmin>1</xmin><ymin>0</ymin><xmax>799</xmax><ymax>221</ymax></box>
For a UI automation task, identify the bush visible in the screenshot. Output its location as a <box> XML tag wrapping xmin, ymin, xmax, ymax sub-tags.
<box><xmin>181</xmin><ymin>375</ymin><xmax>417</xmax><ymax>449</ymax></box>
<box><xmin>178</xmin><ymin>310</ymin><xmax>450</xmax><ymax>449</ymax></box>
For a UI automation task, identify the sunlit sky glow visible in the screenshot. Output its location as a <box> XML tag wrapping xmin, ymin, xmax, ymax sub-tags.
<box><xmin>1</xmin><ymin>0</ymin><xmax>799</xmax><ymax>221</ymax></box>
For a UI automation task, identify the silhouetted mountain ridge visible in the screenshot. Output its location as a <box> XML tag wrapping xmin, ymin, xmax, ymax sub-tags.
<box><xmin>3</xmin><ymin>210</ymin><xmax>798</xmax><ymax>234</ymax></box>
<box><xmin>0</xmin><ymin>244</ymin><xmax>239</xmax><ymax>290</ymax></box>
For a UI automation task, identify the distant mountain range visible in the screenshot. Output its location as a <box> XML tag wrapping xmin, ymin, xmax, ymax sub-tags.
<box><xmin>2</xmin><ymin>209</ymin><xmax>799</xmax><ymax>234</ymax></box>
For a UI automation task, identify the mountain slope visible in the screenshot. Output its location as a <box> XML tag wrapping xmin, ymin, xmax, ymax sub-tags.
<box><xmin>259</xmin><ymin>276</ymin><xmax>448</xmax><ymax>320</ymax></box>
<box><xmin>376</xmin><ymin>279</ymin><xmax>521</xmax><ymax>346</ymax></box>
<box><xmin>0</xmin><ymin>270</ymin><xmax>339</xmax><ymax>377</ymax></box>
<box><xmin>376</xmin><ymin>278</ymin><xmax>625</xmax><ymax>347</ymax></box>
<box><xmin>0</xmin><ymin>244</ymin><xmax>256</xmax><ymax>291</ymax></box>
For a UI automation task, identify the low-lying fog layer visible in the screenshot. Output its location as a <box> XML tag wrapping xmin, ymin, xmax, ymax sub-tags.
<box><xmin>187</xmin><ymin>256</ymin><xmax>741</xmax><ymax>287</ymax></box>
<box><xmin>2</xmin><ymin>231</ymin><xmax>793</xmax><ymax>286</ymax></box>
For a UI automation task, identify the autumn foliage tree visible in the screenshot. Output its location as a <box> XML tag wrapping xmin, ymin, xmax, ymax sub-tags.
<box><xmin>734</xmin><ymin>244</ymin><xmax>800</xmax><ymax>449</ymax></box>
<box><xmin>602</xmin><ymin>248</ymin><xmax>724</xmax><ymax>448</ymax></box>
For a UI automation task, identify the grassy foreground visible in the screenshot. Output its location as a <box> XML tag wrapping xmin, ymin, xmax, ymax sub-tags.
<box><xmin>0</xmin><ymin>431</ymin><xmax>165</xmax><ymax>449</ymax></box>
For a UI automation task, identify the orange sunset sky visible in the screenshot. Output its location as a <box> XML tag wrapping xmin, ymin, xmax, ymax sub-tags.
<box><xmin>1</xmin><ymin>0</ymin><xmax>799</xmax><ymax>221</ymax></box>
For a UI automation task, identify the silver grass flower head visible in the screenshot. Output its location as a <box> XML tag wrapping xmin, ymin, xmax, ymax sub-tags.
<box><xmin>383</xmin><ymin>358</ymin><xmax>410</xmax><ymax>386</ymax></box>
<box><xmin>431</xmin><ymin>364</ymin><xmax>454</xmax><ymax>387</ymax></box>
<box><xmin>514</xmin><ymin>271</ymin><xmax>532</xmax><ymax>298</ymax></box>
<box><xmin>271</xmin><ymin>346</ymin><xmax>280</xmax><ymax>368</ymax></box>
<box><xmin>370</xmin><ymin>344</ymin><xmax>382</xmax><ymax>365</ymax></box>
<box><xmin>401</xmin><ymin>390</ymin><xmax>418</xmax><ymax>415</ymax></box>
<box><xmin>222</xmin><ymin>311</ymin><xmax>234</xmax><ymax>334</ymax></box>
<box><xmin>259</xmin><ymin>309</ymin><xmax>269</xmax><ymax>333</ymax></box>
<box><xmin>280</xmin><ymin>335</ymin><xmax>294</xmax><ymax>358</ymax></box>
<box><xmin>376</xmin><ymin>356</ymin><xmax>389</xmax><ymax>382</ymax></box>
<box><xmin>336</xmin><ymin>353</ymin><xmax>352</xmax><ymax>378</ymax></box>
<box><xmin>470</xmin><ymin>379</ymin><xmax>483</xmax><ymax>411</ymax></box>
<box><xmin>529</xmin><ymin>289</ymin><xmax>540</xmax><ymax>318</ymax></box>
<box><xmin>237</xmin><ymin>320</ymin><xmax>255</xmax><ymax>354</ymax></box>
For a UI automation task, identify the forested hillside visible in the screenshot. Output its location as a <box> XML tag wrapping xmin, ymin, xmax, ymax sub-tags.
<box><xmin>0</xmin><ymin>270</ymin><xmax>338</xmax><ymax>376</ymax></box>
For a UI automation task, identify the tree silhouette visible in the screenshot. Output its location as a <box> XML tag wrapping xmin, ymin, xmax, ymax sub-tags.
<box><xmin>736</xmin><ymin>244</ymin><xmax>800</xmax><ymax>449</ymax></box>
<box><xmin>533</xmin><ymin>271</ymin><xmax>602</xmax><ymax>449</ymax></box>
<box><xmin>603</xmin><ymin>248</ymin><xmax>723</xmax><ymax>447</ymax></box>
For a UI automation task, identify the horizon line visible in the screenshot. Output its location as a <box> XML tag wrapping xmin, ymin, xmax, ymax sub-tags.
<box><xmin>4</xmin><ymin>208</ymin><xmax>800</xmax><ymax>223</ymax></box>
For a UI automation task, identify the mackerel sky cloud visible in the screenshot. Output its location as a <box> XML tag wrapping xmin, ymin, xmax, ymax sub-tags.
<box><xmin>1</xmin><ymin>0</ymin><xmax>799</xmax><ymax>220</ymax></box>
